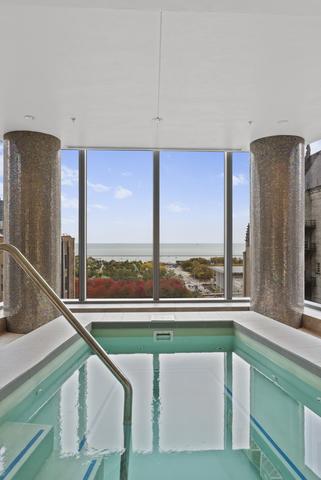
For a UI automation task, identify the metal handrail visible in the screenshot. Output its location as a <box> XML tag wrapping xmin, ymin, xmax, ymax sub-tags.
<box><xmin>0</xmin><ymin>243</ymin><xmax>132</xmax><ymax>479</ymax></box>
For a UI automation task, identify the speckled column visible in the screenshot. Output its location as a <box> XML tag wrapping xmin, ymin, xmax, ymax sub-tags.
<box><xmin>3</xmin><ymin>131</ymin><xmax>61</xmax><ymax>333</ymax></box>
<box><xmin>250</xmin><ymin>135</ymin><xmax>304</xmax><ymax>327</ymax></box>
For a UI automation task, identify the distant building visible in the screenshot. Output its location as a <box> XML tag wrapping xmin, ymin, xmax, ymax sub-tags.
<box><xmin>305</xmin><ymin>147</ymin><xmax>321</xmax><ymax>302</ymax></box>
<box><xmin>242</xmin><ymin>144</ymin><xmax>321</xmax><ymax>301</ymax></box>
<box><xmin>213</xmin><ymin>266</ymin><xmax>244</xmax><ymax>296</ymax></box>
<box><xmin>0</xmin><ymin>234</ymin><xmax>3</xmax><ymax>302</ymax></box>
<box><xmin>61</xmin><ymin>235</ymin><xmax>75</xmax><ymax>299</ymax></box>
<box><xmin>0</xmin><ymin>233</ymin><xmax>75</xmax><ymax>302</ymax></box>
<box><xmin>0</xmin><ymin>199</ymin><xmax>3</xmax><ymax>235</ymax></box>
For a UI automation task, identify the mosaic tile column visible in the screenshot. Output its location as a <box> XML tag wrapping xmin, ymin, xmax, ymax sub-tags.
<box><xmin>250</xmin><ymin>135</ymin><xmax>305</xmax><ymax>327</ymax></box>
<box><xmin>4</xmin><ymin>131</ymin><xmax>61</xmax><ymax>333</ymax></box>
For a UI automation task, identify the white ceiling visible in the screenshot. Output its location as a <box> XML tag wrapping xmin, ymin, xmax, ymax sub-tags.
<box><xmin>0</xmin><ymin>2</ymin><xmax>321</xmax><ymax>149</ymax></box>
<box><xmin>3</xmin><ymin>0</ymin><xmax>321</xmax><ymax>15</ymax></box>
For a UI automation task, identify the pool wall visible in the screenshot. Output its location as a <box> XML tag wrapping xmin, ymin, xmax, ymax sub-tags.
<box><xmin>1</xmin><ymin>311</ymin><xmax>321</xmax><ymax>406</ymax></box>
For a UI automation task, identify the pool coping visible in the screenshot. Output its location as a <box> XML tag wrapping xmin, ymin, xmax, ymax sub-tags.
<box><xmin>0</xmin><ymin>311</ymin><xmax>321</xmax><ymax>401</ymax></box>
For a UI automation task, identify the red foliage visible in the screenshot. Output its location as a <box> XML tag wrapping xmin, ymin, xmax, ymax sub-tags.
<box><xmin>160</xmin><ymin>278</ymin><xmax>194</xmax><ymax>298</ymax></box>
<box><xmin>75</xmin><ymin>277</ymin><xmax>193</xmax><ymax>298</ymax></box>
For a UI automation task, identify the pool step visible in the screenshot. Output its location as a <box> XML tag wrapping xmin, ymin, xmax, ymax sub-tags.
<box><xmin>35</xmin><ymin>455</ymin><xmax>104</xmax><ymax>480</ymax></box>
<box><xmin>0</xmin><ymin>422</ymin><xmax>53</xmax><ymax>480</ymax></box>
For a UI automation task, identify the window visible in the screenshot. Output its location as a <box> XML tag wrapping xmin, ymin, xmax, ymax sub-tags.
<box><xmin>60</xmin><ymin>148</ymin><xmax>249</xmax><ymax>302</ymax></box>
<box><xmin>86</xmin><ymin>150</ymin><xmax>153</xmax><ymax>299</ymax></box>
<box><xmin>61</xmin><ymin>150</ymin><xmax>79</xmax><ymax>299</ymax></box>
<box><xmin>305</xmin><ymin>147</ymin><xmax>321</xmax><ymax>303</ymax></box>
<box><xmin>160</xmin><ymin>151</ymin><xmax>225</xmax><ymax>298</ymax></box>
<box><xmin>232</xmin><ymin>152</ymin><xmax>250</xmax><ymax>298</ymax></box>
<box><xmin>0</xmin><ymin>142</ymin><xmax>3</xmax><ymax>303</ymax></box>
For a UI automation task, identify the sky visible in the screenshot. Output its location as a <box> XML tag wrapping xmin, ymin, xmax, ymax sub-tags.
<box><xmin>61</xmin><ymin>149</ymin><xmax>250</xmax><ymax>244</ymax></box>
<box><xmin>0</xmin><ymin>141</ymin><xmax>250</xmax><ymax>245</ymax></box>
<box><xmin>3</xmin><ymin>136</ymin><xmax>321</xmax><ymax>245</ymax></box>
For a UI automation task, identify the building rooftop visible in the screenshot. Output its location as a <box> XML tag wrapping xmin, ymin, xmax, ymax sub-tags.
<box><xmin>213</xmin><ymin>266</ymin><xmax>243</xmax><ymax>274</ymax></box>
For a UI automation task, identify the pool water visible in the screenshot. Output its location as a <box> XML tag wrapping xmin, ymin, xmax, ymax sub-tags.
<box><xmin>0</xmin><ymin>325</ymin><xmax>321</xmax><ymax>480</ymax></box>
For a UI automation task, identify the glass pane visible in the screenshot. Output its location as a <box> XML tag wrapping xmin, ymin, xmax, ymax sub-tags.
<box><xmin>0</xmin><ymin>142</ymin><xmax>3</xmax><ymax>302</ymax></box>
<box><xmin>160</xmin><ymin>151</ymin><xmax>224</xmax><ymax>298</ymax></box>
<box><xmin>232</xmin><ymin>152</ymin><xmax>250</xmax><ymax>298</ymax></box>
<box><xmin>305</xmin><ymin>149</ymin><xmax>321</xmax><ymax>303</ymax></box>
<box><xmin>61</xmin><ymin>150</ymin><xmax>79</xmax><ymax>299</ymax></box>
<box><xmin>86</xmin><ymin>150</ymin><xmax>153</xmax><ymax>299</ymax></box>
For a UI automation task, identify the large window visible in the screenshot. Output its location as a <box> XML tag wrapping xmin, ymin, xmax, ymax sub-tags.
<box><xmin>0</xmin><ymin>142</ymin><xmax>3</xmax><ymax>302</ymax></box>
<box><xmin>86</xmin><ymin>150</ymin><xmax>153</xmax><ymax>299</ymax></box>
<box><xmin>160</xmin><ymin>151</ymin><xmax>224</xmax><ymax>298</ymax></box>
<box><xmin>61</xmin><ymin>150</ymin><xmax>79</xmax><ymax>299</ymax></box>
<box><xmin>60</xmin><ymin>149</ymin><xmax>250</xmax><ymax>302</ymax></box>
<box><xmin>305</xmin><ymin>145</ymin><xmax>321</xmax><ymax>305</ymax></box>
<box><xmin>232</xmin><ymin>152</ymin><xmax>250</xmax><ymax>298</ymax></box>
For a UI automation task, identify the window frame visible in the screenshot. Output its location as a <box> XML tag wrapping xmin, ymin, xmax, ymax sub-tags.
<box><xmin>63</xmin><ymin>148</ymin><xmax>249</xmax><ymax>304</ymax></box>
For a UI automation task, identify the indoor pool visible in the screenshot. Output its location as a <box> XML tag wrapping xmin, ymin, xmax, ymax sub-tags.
<box><xmin>0</xmin><ymin>324</ymin><xmax>321</xmax><ymax>480</ymax></box>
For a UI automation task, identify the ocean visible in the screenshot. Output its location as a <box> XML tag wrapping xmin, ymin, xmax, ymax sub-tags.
<box><xmin>85</xmin><ymin>243</ymin><xmax>245</xmax><ymax>262</ymax></box>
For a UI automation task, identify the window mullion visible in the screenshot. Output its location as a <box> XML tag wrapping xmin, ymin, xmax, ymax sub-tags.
<box><xmin>78</xmin><ymin>149</ymin><xmax>87</xmax><ymax>302</ymax></box>
<box><xmin>224</xmin><ymin>151</ymin><xmax>233</xmax><ymax>300</ymax></box>
<box><xmin>153</xmin><ymin>150</ymin><xmax>160</xmax><ymax>301</ymax></box>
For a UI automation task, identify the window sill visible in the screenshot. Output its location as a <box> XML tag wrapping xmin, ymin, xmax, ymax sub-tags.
<box><xmin>69</xmin><ymin>300</ymin><xmax>250</xmax><ymax>313</ymax></box>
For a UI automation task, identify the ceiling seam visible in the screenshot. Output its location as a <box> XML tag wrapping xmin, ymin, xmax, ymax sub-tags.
<box><xmin>156</xmin><ymin>9</ymin><xmax>163</xmax><ymax>120</ymax></box>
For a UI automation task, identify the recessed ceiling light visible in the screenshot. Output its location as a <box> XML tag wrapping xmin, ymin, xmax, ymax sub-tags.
<box><xmin>24</xmin><ymin>114</ymin><xmax>35</xmax><ymax>121</ymax></box>
<box><xmin>277</xmin><ymin>119</ymin><xmax>288</xmax><ymax>124</ymax></box>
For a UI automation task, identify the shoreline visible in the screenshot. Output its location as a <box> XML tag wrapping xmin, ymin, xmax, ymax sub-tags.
<box><xmin>77</xmin><ymin>243</ymin><xmax>246</xmax><ymax>261</ymax></box>
<box><xmin>84</xmin><ymin>255</ymin><xmax>243</xmax><ymax>262</ymax></box>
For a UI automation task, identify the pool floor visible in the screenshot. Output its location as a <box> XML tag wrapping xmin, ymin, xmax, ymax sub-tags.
<box><xmin>0</xmin><ymin>327</ymin><xmax>321</xmax><ymax>480</ymax></box>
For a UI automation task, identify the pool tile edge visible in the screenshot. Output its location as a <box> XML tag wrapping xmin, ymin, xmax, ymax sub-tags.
<box><xmin>0</xmin><ymin>311</ymin><xmax>321</xmax><ymax>401</ymax></box>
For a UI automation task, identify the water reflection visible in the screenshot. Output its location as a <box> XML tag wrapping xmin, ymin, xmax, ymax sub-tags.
<box><xmin>59</xmin><ymin>370</ymin><xmax>79</xmax><ymax>456</ymax></box>
<box><xmin>86</xmin><ymin>356</ymin><xmax>123</xmax><ymax>453</ymax></box>
<box><xmin>54</xmin><ymin>340</ymin><xmax>321</xmax><ymax>480</ymax></box>
<box><xmin>232</xmin><ymin>354</ymin><xmax>250</xmax><ymax>450</ymax></box>
<box><xmin>305</xmin><ymin>407</ymin><xmax>321</xmax><ymax>477</ymax></box>
<box><xmin>86</xmin><ymin>354</ymin><xmax>153</xmax><ymax>454</ymax></box>
<box><xmin>152</xmin><ymin>354</ymin><xmax>160</xmax><ymax>453</ymax></box>
<box><xmin>159</xmin><ymin>353</ymin><xmax>225</xmax><ymax>452</ymax></box>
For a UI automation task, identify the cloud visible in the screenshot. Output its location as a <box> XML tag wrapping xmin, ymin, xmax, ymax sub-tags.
<box><xmin>62</xmin><ymin>168</ymin><xmax>110</xmax><ymax>193</ymax></box>
<box><xmin>167</xmin><ymin>202</ymin><xmax>190</xmax><ymax>213</ymax></box>
<box><xmin>114</xmin><ymin>186</ymin><xmax>133</xmax><ymax>200</ymax></box>
<box><xmin>233</xmin><ymin>174</ymin><xmax>247</xmax><ymax>186</ymax></box>
<box><xmin>61</xmin><ymin>195</ymin><xmax>78</xmax><ymax>209</ymax></box>
<box><xmin>121</xmin><ymin>171</ymin><xmax>132</xmax><ymax>177</ymax></box>
<box><xmin>89</xmin><ymin>203</ymin><xmax>108</xmax><ymax>210</ymax></box>
<box><xmin>61</xmin><ymin>165</ymin><xmax>78</xmax><ymax>186</ymax></box>
<box><xmin>88</xmin><ymin>181</ymin><xmax>110</xmax><ymax>193</ymax></box>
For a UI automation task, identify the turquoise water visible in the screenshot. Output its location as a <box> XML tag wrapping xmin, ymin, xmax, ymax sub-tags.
<box><xmin>0</xmin><ymin>326</ymin><xmax>321</xmax><ymax>479</ymax></box>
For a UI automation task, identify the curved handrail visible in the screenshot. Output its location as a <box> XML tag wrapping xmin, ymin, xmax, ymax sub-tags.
<box><xmin>0</xmin><ymin>243</ymin><xmax>132</xmax><ymax>479</ymax></box>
